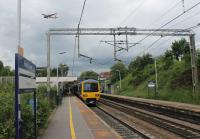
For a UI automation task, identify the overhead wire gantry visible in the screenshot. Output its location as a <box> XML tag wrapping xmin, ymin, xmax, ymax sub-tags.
<box><xmin>46</xmin><ymin>27</ymin><xmax>198</xmax><ymax>100</ymax></box>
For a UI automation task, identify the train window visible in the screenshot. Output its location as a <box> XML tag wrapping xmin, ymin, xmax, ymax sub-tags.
<box><xmin>84</xmin><ymin>83</ymin><xmax>98</xmax><ymax>92</ymax></box>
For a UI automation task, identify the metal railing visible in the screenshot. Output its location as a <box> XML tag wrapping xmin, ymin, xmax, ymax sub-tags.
<box><xmin>0</xmin><ymin>76</ymin><xmax>14</xmax><ymax>84</ymax></box>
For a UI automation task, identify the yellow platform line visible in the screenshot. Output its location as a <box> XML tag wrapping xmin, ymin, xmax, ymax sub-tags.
<box><xmin>69</xmin><ymin>97</ymin><xmax>76</xmax><ymax>139</ymax></box>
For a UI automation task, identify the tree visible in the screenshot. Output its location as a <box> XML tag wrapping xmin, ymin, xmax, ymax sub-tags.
<box><xmin>50</xmin><ymin>64</ymin><xmax>69</xmax><ymax>77</ymax></box>
<box><xmin>110</xmin><ymin>62</ymin><xmax>127</xmax><ymax>83</ymax></box>
<box><xmin>0</xmin><ymin>61</ymin><xmax>3</xmax><ymax>70</ymax></box>
<box><xmin>164</xmin><ymin>50</ymin><xmax>173</xmax><ymax>60</ymax></box>
<box><xmin>171</xmin><ymin>38</ymin><xmax>189</xmax><ymax>60</ymax></box>
<box><xmin>163</xmin><ymin>50</ymin><xmax>174</xmax><ymax>69</ymax></box>
<box><xmin>0</xmin><ymin>61</ymin><xmax>14</xmax><ymax>76</ymax></box>
<box><xmin>2</xmin><ymin>66</ymin><xmax>13</xmax><ymax>76</ymax></box>
<box><xmin>59</xmin><ymin>64</ymin><xmax>69</xmax><ymax>76</ymax></box>
<box><xmin>0</xmin><ymin>61</ymin><xmax>4</xmax><ymax>76</ymax></box>
<box><xmin>128</xmin><ymin>53</ymin><xmax>154</xmax><ymax>73</ymax></box>
<box><xmin>36</xmin><ymin>64</ymin><xmax>69</xmax><ymax>77</ymax></box>
<box><xmin>36</xmin><ymin>68</ymin><xmax>47</xmax><ymax>77</ymax></box>
<box><xmin>80</xmin><ymin>70</ymin><xmax>98</xmax><ymax>80</ymax></box>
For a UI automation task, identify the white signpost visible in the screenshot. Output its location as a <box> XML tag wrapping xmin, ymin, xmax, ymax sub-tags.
<box><xmin>147</xmin><ymin>81</ymin><xmax>156</xmax><ymax>97</ymax></box>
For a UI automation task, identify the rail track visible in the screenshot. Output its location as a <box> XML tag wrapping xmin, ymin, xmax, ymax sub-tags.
<box><xmin>101</xmin><ymin>94</ymin><xmax>200</xmax><ymax>125</ymax></box>
<box><xmin>92</xmin><ymin>106</ymin><xmax>153</xmax><ymax>139</ymax></box>
<box><xmin>99</xmin><ymin>95</ymin><xmax>200</xmax><ymax>139</ymax></box>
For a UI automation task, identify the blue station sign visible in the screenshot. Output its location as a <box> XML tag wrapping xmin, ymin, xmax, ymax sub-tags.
<box><xmin>16</xmin><ymin>54</ymin><xmax>36</xmax><ymax>91</ymax></box>
<box><xmin>15</xmin><ymin>53</ymin><xmax>37</xmax><ymax>139</ymax></box>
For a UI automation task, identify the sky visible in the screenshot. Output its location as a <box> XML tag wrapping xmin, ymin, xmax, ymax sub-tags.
<box><xmin>0</xmin><ymin>0</ymin><xmax>200</xmax><ymax>75</ymax></box>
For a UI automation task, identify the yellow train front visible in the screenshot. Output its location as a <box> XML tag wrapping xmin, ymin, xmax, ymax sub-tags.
<box><xmin>79</xmin><ymin>79</ymin><xmax>101</xmax><ymax>104</ymax></box>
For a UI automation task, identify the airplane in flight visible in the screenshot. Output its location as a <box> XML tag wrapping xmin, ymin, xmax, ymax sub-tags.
<box><xmin>42</xmin><ymin>13</ymin><xmax>58</xmax><ymax>19</ymax></box>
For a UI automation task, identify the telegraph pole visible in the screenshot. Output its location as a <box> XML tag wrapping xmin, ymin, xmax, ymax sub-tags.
<box><xmin>189</xmin><ymin>34</ymin><xmax>198</xmax><ymax>100</ymax></box>
<box><xmin>155</xmin><ymin>59</ymin><xmax>158</xmax><ymax>96</ymax></box>
<box><xmin>116</xmin><ymin>70</ymin><xmax>122</xmax><ymax>89</ymax></box>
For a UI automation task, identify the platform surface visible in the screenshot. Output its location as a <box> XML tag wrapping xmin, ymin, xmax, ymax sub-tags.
<box><xmin>40</xmin><ymin>96</ymin><xmax>121</xmax><ymax>139</ymax></box>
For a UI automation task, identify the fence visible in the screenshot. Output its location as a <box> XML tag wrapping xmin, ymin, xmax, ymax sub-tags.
<box><xmin>0</xmin><ymin>76</ymin><xmax>14</xmax><ymax>84</ymax></box>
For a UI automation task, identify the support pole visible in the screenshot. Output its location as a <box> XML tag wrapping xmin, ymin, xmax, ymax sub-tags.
<box><xmin>189</xmin><ymin>34</ymin><xmax>198</xmax><ymax>100</ymax></box>
<box><xmin>15</xmin><ymin>54</ymin><xmax>20</xmax><ymax>139</ymax></box>
<box><xmin>47</xmin><ymin>33</ymin><xmax>51</xmax><ymax>97</ymax></box>
<box><xmin>72</xmin><ymin>37</ymin><xmax>76</xmax><ymax>76</ymax></box>
<box><xmin>17</xmin><ymin>0</ymin><xmax>21</xmax><ymax>53</ymax></box>
<box><xmin>119</xmin><ymin>71</ymin><xmax>122</xmax><ymax>89</ymax></box>
<box><xmin>125</xmin><ymin>31</ymin><xmax>128</xmax><ymax>51</ymax></box>
<box><xmin>155</xmin><ymin>59</ymin><xmax>158</xmax><ymax>97</ymax></box>
<box><xmin>113</xmin><ymin>30</ymin><xmax>116</xmax><ymax>60</ymax></box>
<box><xmin>78</xmin><ymin>26</ymin><xmax>80</xmax><ymax>57</ymax></box>
<box><xmin>105</xmin><ymin>79</ymin><xmax>107</xmax><ymax>93</ymax></box>
<box><xmin>182</xmin><ymin>0</ymin><xmax>185</xmax><ymax>13</ymax></box>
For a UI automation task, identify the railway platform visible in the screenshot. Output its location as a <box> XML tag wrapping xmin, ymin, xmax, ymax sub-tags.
<box><xmin>40</xmin><ymin>96</ymin><xmax>121</xmax><ymax>139</ymax></box>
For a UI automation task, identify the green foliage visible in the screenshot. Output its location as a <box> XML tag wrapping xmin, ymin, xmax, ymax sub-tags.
<box><xmin>162</xmin><ymin>50</ymin><xmax>173</xmax><ymax>70</ymax></box>
<box><xmin>198</xmin><ymin>50</ymin><xmax>200</xmax><ymax>68</ymax></box>
<box><xmin>112</xmin><ymin>39</ymin><xmax>200</xmax><ymax>105</ymax></box>
<box><xmin>0</xmin><ymin>83</ymin><xmax>57</xmax><ymax>139</ymax></box>
<box><xmin>0</xmin><ymin>61</ymin><xmax>3</xmax><ymax>72</ymax></box>
<box><xmin>171</xmin><ymin>38</ymin><xmax>189</xmax><ymax>60</ymax></box>
<box><xmin>36</xmin><ymin>68</ymin><xmax>47</xmax><ymax>77</ymax></box>
<box><xmin>110</xmin><ymin>62</ymin><xmax>127</xmax><ymax>83</ymax></box>
<box><xmin>36</xmin><ymin>64</ymin><xmax>69</xmax><ymax>77</ymax></box>
<box><xmin>0</xmin><ymin>90</ymin><xmax>15</xmax><ymax>139</ymax></box>
<box><xmin>51</xmin><ymin>64</ymin><xmax>69</xmax><ymax>77</ymax></box>
<box><xmin>170</xmin><ymin>69</ymin><xmax>192</xmax><ymax>89</ymax></box>
<box><xmin>129</xmin><ymin>53</ymin><xmax>154</xmax><ymax>72</ymax></box>
<box><xmin>128</xmin><ymin>54</ymin><xmax>154</xmax><ymax>86</ymax></box>
<box><xmin>80</xmin><ymin>70</ymin><xmax>99</xmax><ymax>80</ymax></box>
<box><xmin>0</xmin><ymin>60</ymin><xmax>14</xmax><ymax>76</ymax></box>
<box><xmin>21</xmin><ymin>104</ymin><xmax>34</xmax><ymax>138</ymax></box>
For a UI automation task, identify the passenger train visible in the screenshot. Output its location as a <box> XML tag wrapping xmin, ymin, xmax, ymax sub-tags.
<box><xmin>72</xmin><ymin>79</ymin><xmax>101</xmax><ymax>105</ymax></box>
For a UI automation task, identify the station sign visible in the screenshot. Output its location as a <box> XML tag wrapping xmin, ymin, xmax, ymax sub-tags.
<box><xmin>16</xmin><ymin>54</ymin><xmax>36</xmax><ymax>92</ymax></box>
<box><xmin>148</xmin><ymin>81</ymin><xmax>156</xmax><ymax>88</ymax></box>
<box><xmin>15</xmin><ymin>53</ymin><xmax>37</xmax><ymax>139</ymax></box>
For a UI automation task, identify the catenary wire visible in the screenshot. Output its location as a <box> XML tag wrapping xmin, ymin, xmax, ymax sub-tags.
<box><xmin>98</xmin><ymin>1</ymin><xmax>200</xmax><ymax>66</ymax></box>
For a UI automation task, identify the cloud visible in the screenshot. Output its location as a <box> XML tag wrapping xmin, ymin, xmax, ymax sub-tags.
<box><xmin>0</xmin><ymin>0</ymin><xmax>200</xmax><ymax>75</ymax></box>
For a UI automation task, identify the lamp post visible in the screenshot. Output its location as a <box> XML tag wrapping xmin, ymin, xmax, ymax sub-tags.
<box><xmin>57</xmin><ymin>52</ymin><xmax>67</xmax><ymax>96</ymax></box>
<box><xmin>116</xmin><ymin>70</ymin><xmax>121</xmax><ymax>89</ymax></box>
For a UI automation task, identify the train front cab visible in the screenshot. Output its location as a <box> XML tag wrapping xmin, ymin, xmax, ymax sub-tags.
<box><xmin>81</xmin><ymin>80</ymin><xmax>100</xmax><ymax>105</ymax></box>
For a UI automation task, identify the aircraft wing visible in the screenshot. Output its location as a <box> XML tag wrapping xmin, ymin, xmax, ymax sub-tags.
<box><xmin>49</xmin><ymin>13</ymin><xmax>57</xmax><ymax>16</ymax></box>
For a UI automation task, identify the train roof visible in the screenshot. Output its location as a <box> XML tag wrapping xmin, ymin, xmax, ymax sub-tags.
<box><xmin>83</xmin><ymin>79</ymin><xmax>98</xmax><ymax>83</ymax></box>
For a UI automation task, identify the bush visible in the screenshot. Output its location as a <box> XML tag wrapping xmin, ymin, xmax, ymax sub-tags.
<box><xmin>0</xmin><ymin>83</ymin><xmax>14</xmax><ymax>139</ymax></box>
<box><xmin>0</xmin><ymin>84</ymin><xmax>57</xmax><ymax>139</ymax></box>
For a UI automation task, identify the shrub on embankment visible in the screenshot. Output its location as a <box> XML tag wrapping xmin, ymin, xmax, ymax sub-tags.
<box><xmin>0</xmin><ymin>83</ymin><xmax>57</xmax><ymax>139</ymax></box>
<box><xmin>111</xmin><ymin>38</ymin><xmax>200</xmax><ymax>105</ymax></box>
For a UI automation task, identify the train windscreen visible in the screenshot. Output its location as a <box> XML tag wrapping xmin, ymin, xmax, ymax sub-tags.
<box><xmin>84</xmin><ymin>83</ymin><xmax>98</xmax><ymax>92</ymax></box>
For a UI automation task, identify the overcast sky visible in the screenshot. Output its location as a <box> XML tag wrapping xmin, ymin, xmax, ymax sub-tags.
<box><xmin>0</xmin><ymin>0</ymin><xmax>200</xmax><ymax>75</ymax></box>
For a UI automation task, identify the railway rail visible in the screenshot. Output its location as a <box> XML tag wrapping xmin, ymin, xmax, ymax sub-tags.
<box><xmin>99</xmin><ymin>94</ymin><xmax>200</xmax><ymax>139</ymax></box>
<box><xmin>92</xmin><ymin>106</ymin><xmax>153</xmax><ymax>139</ymax></box>
<box><xmin>101</xmin><ymin>94</ymin><xmax>200</xmax><ymax>124</ymax></box>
